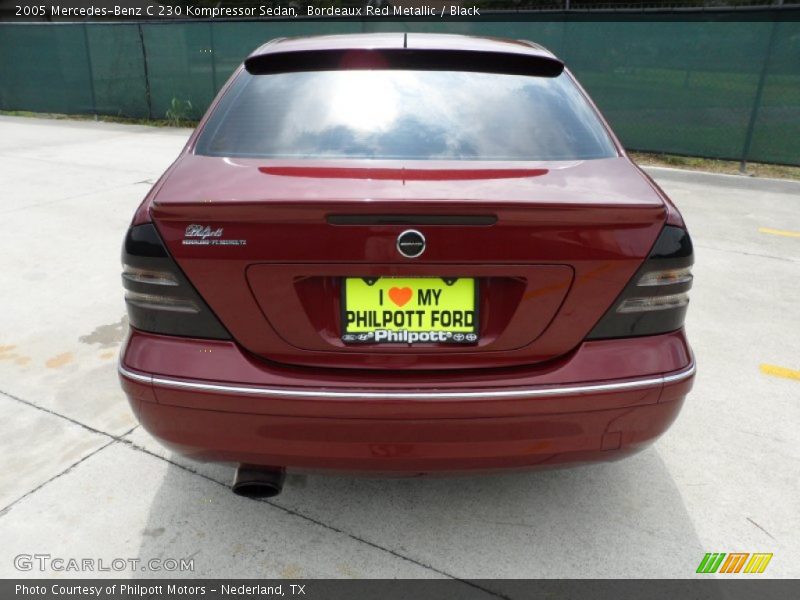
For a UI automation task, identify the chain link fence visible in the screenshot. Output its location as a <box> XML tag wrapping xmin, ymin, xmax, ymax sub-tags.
<box><xmin>0</xmin><ymin>9</ymin><xmax>797</xmax><ymax>165</ymax></box>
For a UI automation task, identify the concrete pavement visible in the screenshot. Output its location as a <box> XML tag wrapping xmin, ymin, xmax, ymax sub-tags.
<box><xmin>0</xmin><ymin>115</ymin><xmax>798</xmax><ymax>580</ymax></box>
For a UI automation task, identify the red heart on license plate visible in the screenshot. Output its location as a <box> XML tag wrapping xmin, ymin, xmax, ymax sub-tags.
<box><xmin>388</xmin><ymin>287</ymin><xmax>413</xmax><ymax>307</ymax></box>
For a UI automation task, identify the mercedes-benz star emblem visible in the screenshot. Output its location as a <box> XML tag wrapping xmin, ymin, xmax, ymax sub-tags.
<box><xmin>396</xmin><ymin>229</ymin><xmax>426</xmax><ymax>258</ymax></box>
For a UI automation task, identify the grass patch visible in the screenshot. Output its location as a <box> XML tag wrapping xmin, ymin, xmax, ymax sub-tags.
<box><xmin>0</xmin><ymin>109</ymin><xmax>198</xmax><ymax>128</ymax></box>
<box><xmin>629</xmin><ymin>151</ymin><xmax>800</xmax><ymax>181</ymax></box>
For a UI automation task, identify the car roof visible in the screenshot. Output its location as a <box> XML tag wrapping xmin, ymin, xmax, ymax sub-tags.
<box><xmin>248</xmin><ymin>32</ymin><xmax>558</xmax><ymax>61</ymax></box>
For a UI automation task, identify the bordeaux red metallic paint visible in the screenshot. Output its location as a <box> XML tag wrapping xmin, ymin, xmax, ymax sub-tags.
<box><xmin>148</xmin><ymin>157</ymin><xmax>667</xmax><ymax>369</ymax></box>
<box><xmin>120</xmin><ymin>329</ymin><xmax>693</xmax><ymax>472</ymax></box>
<box><xmin>119</xmin><ymin>33</ymin><xmax>695</xmax><ymax>477</ymax></box>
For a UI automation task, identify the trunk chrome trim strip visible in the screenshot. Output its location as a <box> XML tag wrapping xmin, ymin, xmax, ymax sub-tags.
<box><xmin>119</xmin><ymin>360</ymin><xmax>695</xmax><ymax>400</ymax></box>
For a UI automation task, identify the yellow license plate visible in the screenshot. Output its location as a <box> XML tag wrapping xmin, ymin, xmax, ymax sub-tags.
<box><xmin>342</xmin><ymin>277</ymin><xmax>478</xmax><ymax>344</ymax></box>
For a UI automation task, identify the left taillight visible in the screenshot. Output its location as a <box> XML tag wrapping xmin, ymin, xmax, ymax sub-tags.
<box><xmin>121</xmin><ymin>224</ymin><xmax>230</xmax><ymax>339</ymax></box>
<box><xmin>587</xmin><ymin>225</ymin><xmax>694</xmax><ymax>339</ymax></box>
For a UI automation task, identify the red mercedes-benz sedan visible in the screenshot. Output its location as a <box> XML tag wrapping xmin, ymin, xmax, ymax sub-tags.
<box><xmin>119</xmin><ymin>33</ymin><xmax>695</xmax><ymax>497</ymax></box>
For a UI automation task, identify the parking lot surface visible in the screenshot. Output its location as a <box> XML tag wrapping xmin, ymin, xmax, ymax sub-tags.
<box><xmin>0</xmin><ymin>115</ymin><xmax>798</xmax><ymax>580</ymax></box>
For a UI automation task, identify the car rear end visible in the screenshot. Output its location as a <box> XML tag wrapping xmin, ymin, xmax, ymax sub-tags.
<box><xmin>119</xmin><ymin>33</ymin><xmax>695</xmax><ymax>475</ymax></box>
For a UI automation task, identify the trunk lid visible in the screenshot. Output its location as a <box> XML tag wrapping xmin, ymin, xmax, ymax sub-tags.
<box><xmin>150</xmin><ymin>155</ymin><xmax>666</xmax><ymax>370</ymax></box>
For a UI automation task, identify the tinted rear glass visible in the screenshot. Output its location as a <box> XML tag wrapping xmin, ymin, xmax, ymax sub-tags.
<box><xmin>196</xmin><ymin>70</ymin><xmax>617</xmax><ymax>161</ymax></box>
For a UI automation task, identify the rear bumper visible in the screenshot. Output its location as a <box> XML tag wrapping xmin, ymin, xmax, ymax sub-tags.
<box><xmin>120</xmin><ymin>329</ymin><xmax>694</xmax><ymax>473</ymax></box>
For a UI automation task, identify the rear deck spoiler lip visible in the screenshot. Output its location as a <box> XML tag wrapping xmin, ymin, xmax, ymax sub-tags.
<box><xmin>257</xmin><ymin>166</ymin><xmax>549</xmax><ymax>181</ymax></box>
<box><xmin>244</xmin><ymin>48</ymin><xmax>564</xmax><ymax>78</ymax></box>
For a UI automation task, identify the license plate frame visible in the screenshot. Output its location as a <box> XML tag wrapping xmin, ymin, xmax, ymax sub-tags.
<box><xmin>341</xmin><ymin>276</ymin><xmax>479</xmax><ymax>345</ymax></box>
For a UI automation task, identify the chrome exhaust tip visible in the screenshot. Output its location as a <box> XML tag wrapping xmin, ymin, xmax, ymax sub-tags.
<box><xmin>232</xmin><ymin>465</ymin><xmax>286</xmax><ymax>499</ymax></box>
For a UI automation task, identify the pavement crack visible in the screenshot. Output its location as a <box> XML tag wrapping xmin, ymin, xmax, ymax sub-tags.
<box><xmin>0</xmin><ymin>411</ymin><xmax>137</xmax><ymax>516</ymax></box>
<box><xmin>0</xmin><ymin>388</ymin><xmax>117</xmax><ymax>440</ymax></box>
<box><xmin>694</xmin><ymin>243</ymin><xmax>800</xmax><ymax>264</ymax></box>
<box><xmin>120</xmin><ymin>439</ymin><xmax>510</xmax><ymax>599</ymax></box>
<box><xmin>0</xmin><ymin>437</ymin><xmax>119</xmax><ymax>517</ymax></box>
<box><xmin>0</xmin><ymin>150</ymin><xmax>156</xmax><ymax>176</ymax></box>
<box><xmin>746</xmin><ymin>517</ymin><xmax>776</xmax><ymax>541</ymax></box>
<box><xmin>737</xmin><ymin>428</ymin><xmax>789</xmax><ymax>445</ymax></box>
<box><xmin>0</xmin><ymin>180</ymin><xmax>152</xmax><ymax>215</ymax></box>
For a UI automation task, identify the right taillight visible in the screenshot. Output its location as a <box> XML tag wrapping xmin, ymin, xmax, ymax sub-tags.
<box><xmin>121</xmin><ymin>224</ymin><xmax>230</xmax><ymax>339</ymax></box>
<box><xmin>588</xmin><ymin>225</ymin><xmax>693</xmax><ymax>339</ymax></box>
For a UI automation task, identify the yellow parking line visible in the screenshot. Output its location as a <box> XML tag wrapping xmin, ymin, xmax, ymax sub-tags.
<box><xmin>760</xmin><ymin>364</ymin><xmax>800</xmax><ymax>381</ymax></box>
<box><xmin>759</xmin><ymin>227</ymin><xmax>800</xmax><ymax>238</ymax></box>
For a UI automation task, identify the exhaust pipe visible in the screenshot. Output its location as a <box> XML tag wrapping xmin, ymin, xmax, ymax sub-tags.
<box><xmin>232</xmin><ymin>465</ymin><xmax>286</xmax><ymax>498</ymax></box>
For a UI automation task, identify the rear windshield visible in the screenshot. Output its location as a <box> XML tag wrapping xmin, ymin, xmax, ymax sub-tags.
<box><xmin>195</xmin><ymin>69</ymin><xmax>617</xmax><ymax>161</ymax></box>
